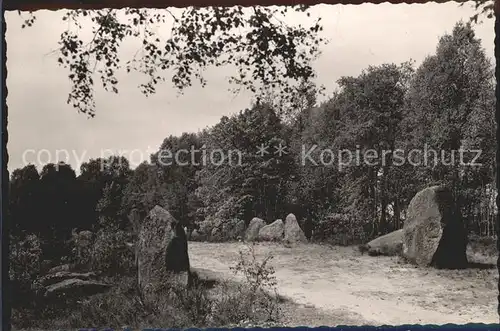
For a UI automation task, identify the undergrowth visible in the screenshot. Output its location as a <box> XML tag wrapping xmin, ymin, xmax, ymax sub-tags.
<box><xmin>11</xmin><ymin>244</ymin><xmax>283</xmax><ymax>330</ymax></box>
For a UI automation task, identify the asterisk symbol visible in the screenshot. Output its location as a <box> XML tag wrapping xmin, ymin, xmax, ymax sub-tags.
<box><xmin>256</xmin><ymin>143</ymin><xmax>269</xmax><ymax>157</ymax></box>
<box><xmin>274</xmin><ymin>143</ymin><xmax>288</xmax><ymax>157</ymax></box>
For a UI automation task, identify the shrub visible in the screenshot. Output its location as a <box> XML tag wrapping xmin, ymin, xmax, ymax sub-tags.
<box><xmin>59</xmin><ymin>277</ymin><xmax>147</xmax><ymax>329</ymax></box>
<box><xmin>312</xmin><ymin>213</ymin><xmax>370</xmax><ymax>245</ymax></box>
<box><xmin>196</xmin><ymin>195</ymin><xmax>248</xmax><ymax>241</ymax></box>
<box><xmin>9</xmin><ymin>234</ymin><xmax>43</xmax><ymax>287</ymax></box>
<box><xmin>9</xmin><ymin>234</ymin><xmax>44</xmax><ymax>301</ymax></box>
<box><xmin>90</xmin><ymin>224</ymin><xmax>136</xmax><ymax>276</ymax></box>
<box><xmin>198</xmin><ymin>217</ymin><xmax>245</xmax><ymax>242</ymax></box>
<box><xmin>68</xmin><ymin>229</ymin><xmax>94</xmax><ymax>270</ymax></box>
<box><xmin>225</xmin><ymin>244</ymin><xmax>282</xmax><ymax>324</ymax></box>
<box><xmin>9</xmin><ymin>234</ymin><xmax>47</xmax><ymax>325</ymax></box>
<box><xmin>468</xmin><ymin>234</ymin><xmax>497</xmax><ymax>258</ymax></box>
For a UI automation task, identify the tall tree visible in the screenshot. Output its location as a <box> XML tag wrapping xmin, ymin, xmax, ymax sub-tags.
<box><xmin>9</xmin><ymin>165</ymin><xmax>41</xmax><ymax>237</ymax></box>
<box><xmin>333</xmin><ymin>62</ymin><xmax>414</xmax><ymax>234</ymax></box>
<box><xmin>196</xmin><ymin>102</ymin><xmax>294</xmax><ymax>228</ymax></box>
<box><xmin>37</xmin><ymin>163</ymin><xmax>82</xmax><ymax>259</ymax></box>
<box><xmin>149</xmin><ymin>132</ymin><xmax>203</xmax><ymax>228</ymax></box>
<box><xmin>121</xmin><ymin>161</ymin><xmax>169</xmax><ymax>222</ymax></box>
<box><xmin>402</xmin><ymin>22</ymin><xmax>494</xmax><ymax>224</ymax></box>
<box><xmin>78</xmin><ymin>156</ymin><xmax>132</xmax><ymax>230</ymax></box>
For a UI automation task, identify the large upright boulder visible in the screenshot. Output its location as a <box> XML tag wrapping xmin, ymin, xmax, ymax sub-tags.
<box><xmin>403</xmin><ymin>186</ymin><xmax>467</xmax><ymax>268</ymax></box>
<box><xmin>258</xmin><ymin>219</ymin><xmax>284</xmax><ymax>241</ymax></box>
<box><xmin>245</xmin><ymin>217</ymin><xmax>266</xmax><ymax>241</ymax></box>
<box><xmin>284</xmin><ymin>214</ymin><xmax>307</xmax><ymax>243</ymax></box>
<box><xmin>136</xmin><ymin>206</ymin><xmax>190</xmax><ymax>296</ymax></box>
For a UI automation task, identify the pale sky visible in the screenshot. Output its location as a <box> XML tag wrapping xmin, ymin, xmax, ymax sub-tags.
<box><xmin>5</xmin><ymin>2</ymin><xmax>495</xmax><ymax>174</ymax></box>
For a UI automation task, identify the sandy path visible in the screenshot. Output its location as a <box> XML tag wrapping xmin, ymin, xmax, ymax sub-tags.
<box><xmin>188</xmin><ymin>241</ymin><xmax>498</xmax><ymax>326</ymax></box>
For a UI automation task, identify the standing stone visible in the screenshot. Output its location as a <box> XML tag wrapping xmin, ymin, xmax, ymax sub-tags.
<box><xmin>137</xmin><ymin>206</ymin><xmax>190</xmax><ymax>297</ymax></box>
<box><xmin>403</xmin><ymin>186</ymin><xmax>467</xmax><ymax>268</ymax></box>
<box><xmin>245</xmin><ymin>217</ymin><xmax>266</xmax><ymax>241</ymax></box>
<box><xmin>258</xmin><ymin>219</ymin><xmax>285</xmax><ymax>241</ymax></box>
<box><xmin>284</xmin><ymin>213</ymin><xmax>307</xmax><ymax>243</ymax></box>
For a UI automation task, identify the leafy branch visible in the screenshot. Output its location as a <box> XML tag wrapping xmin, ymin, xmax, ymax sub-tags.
<box><xmin>20</xmin><ymin>6</ymin><xmax>327</xmax><ymax>118</ymax></box>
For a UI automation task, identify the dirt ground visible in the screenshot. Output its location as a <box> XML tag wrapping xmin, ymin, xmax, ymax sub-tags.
<box><xmin>188</xmin><ymin>241</ymin><xmax>498</xmax><ymax>326</ymax></box>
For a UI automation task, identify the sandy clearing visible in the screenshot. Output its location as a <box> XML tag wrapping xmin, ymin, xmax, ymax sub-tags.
<box><xmin>188</xmin><ymin>241</ymin><xmax>498</xmax><ymax>326</ymax></box>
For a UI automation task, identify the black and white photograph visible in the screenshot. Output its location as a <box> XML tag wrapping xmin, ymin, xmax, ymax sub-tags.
<box><xmin>5</xmin><ymin>1</ymin><xmax>498</xmax><ymax>329</ymax></box>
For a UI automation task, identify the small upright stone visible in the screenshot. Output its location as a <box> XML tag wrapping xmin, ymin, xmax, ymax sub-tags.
<box><xmin>245</xmin><ymin>217</ymin><xmax>266</xmax><ymax>242</ymax></box>
<box><xmin>284</xmin><ymin>213</ymin><xmax>307</xmax><ymax>243</ymax></box>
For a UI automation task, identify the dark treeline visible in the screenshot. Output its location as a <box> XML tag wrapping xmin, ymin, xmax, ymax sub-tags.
<box><xmin>8</xmin><ymin>22</ymin><xmax>496</xmax><ymax>276</ymax></box>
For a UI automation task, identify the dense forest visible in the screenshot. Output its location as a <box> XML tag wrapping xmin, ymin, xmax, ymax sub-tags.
<box><xmin>8</xmin><ymin>21</ymin><xmax>496</xmax><ymax>306</ymax></box>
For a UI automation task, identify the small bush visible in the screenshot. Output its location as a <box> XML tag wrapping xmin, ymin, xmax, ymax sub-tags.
<box><xmin>9</xmin><ymin>235</ymin><xmax>44</xmax><ymax>306</ymax></box>
<box><xmin>313</xmin><ymin>213</ymin><xmax>370</xmax><ymax>245</ymax></box>
<box><xmin>9</xmin><ymin>234</ymin><xmax>43</xmax><ymax>285</ymax></box>
<box><xmin>68</xmin><ymin>230</ymin><xmax>94</xmax><ymax>270</ymax></box>
<box><xmin>198</xmin><ymin>217</ymin><xmax>245</xmax><ymax>242</ymax></box>
<box><xmin>210</xmin><ymin>280</ymin><xmax>280</xmax><ymax>327</ymax></box>
<box><xmin>91</xmin><ymin>225</ymin><xmax>136</xmax><ymax>276</ymax></box>
<box><xmin>56</xmin><ymin>277</ymin><xmax>146</xmax><ymax>329</ymax></box>
<box><xmin>226</xmin><ymin>244</ymin><xmax>282</xmax><ymax>324</ymax></box>
<box><xmin>468</xmin><ymin>234</ymin><xmax>497</xmax><ymax>259</ymax></box>
<box><xmin>9</xmin><ymin>234</ymin><xmax>49</xmax><ymax>327</ymax></box>
<box><xmin>66</xmin><ymin>224</ymin><xmax>136</xmax><ymax>277</ymax></box>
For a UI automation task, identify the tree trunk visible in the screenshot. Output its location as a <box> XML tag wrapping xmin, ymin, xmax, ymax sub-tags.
<box><xmin>380</xmin><ymin>198</ymin><xmax>387</xmax><ymax>234</ymax></box>
<box><xmin>379</xmin><ymin>165</ymin><xmax>389</xmax><ymax>234</ymax></box>
<box><xmin>394</xmin><ymin>198</ymin><xmax>401</xmax><ymax>229</ymax></box>
<box><xmin>370</xmin><ymin>167</ymin><xmax>378</xmax><ymax>236</ymax></box>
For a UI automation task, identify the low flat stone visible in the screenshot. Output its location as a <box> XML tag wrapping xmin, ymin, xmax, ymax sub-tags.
<box><xmin>39</xmin><ymin>271</ymin><xmax>98</xmax><ymax>286</ymax></box>
<box><xmin>365</xmin><ymin>229</ymin><xmax>403</xmax><ymax>256</ymax></box>
<box><xmin>47</xmin><ymin>264</ymin><xmax>77</xmax><ymax>274</ymax></box>
<box><xmin>44</xmin><ymin>279</ymin><xmax>111</xmax><ymax>298</ymax></box>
